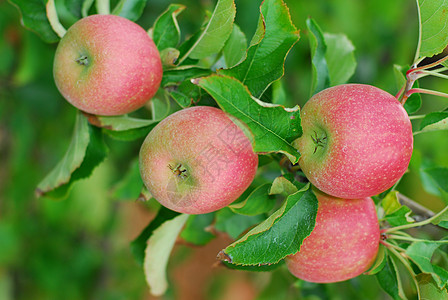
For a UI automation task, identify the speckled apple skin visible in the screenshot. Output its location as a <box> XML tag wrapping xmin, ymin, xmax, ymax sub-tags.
<box><xmin>294</xmin><ymin>84</ymin><xmax>413</xmax><ymax>199</ymax></box>
<box><xmin>139</xmin><ymin>106</ymin><xmax>259</xmax><ymax>214</ymax></box>
<box><xmin>286</xmin><ymin>190</ymin><xmax>380</xmax><ymax>283</ymax></box>
<box><xmin>53</xmin><ymin>14</ymin><xmax>162</xmax><ymax>116</ymax></box>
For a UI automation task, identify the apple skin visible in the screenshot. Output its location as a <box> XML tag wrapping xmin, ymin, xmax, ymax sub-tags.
<box><xmin>53</xmin><ymin>14</ymin><xmax>162</xmax><ymax>116</ymax></box>
<box><xmin>294</xmin><ymin>84</ymin><xmax>413</xmax><ymax>199</ymax></box>
<box><xmin>139</xmin><ymin>106</ymin><xmax>258</xmax><ymax>214</ymax></box>
<box><xmin>286</xmin><ymin>189</ymin><xmax>380</xmax><ymax>283</ymax></box>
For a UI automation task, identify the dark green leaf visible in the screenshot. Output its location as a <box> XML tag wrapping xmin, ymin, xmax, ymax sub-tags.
<box><xmin>324</xmin><ymin>32</ymin><xmax>356</xmax><ymax>86</ymax></box>
<box><xmin>179</xmin><ymin>0</ymin><xmax>235</xmax><ymax>62</ymax></box>
<box><xmin>167</xmin><ymin>80</ymin><xmax>201</xmax><ymax>108</ymax></box>
<box><xmin>307</xmin><ymin>18</ymin><xmax>330</xmax><ymax>96</ymax></box>
<box><xmin>215</xmin><ymin>208</ymin><xmax>265</xmax><ymax>239</ymax></box>
<box><xmin>376</xmin><ymin>255</ymin><xmax>401</xmax><ymax>300</ymax></box>
<box><xmin>9</xmin><ymin>0</ymin><xmax>59</xmax><ymax>43</ymax></box>
<box><xmin>180</xmin><ymin>213</ymin><xmax>215</xmax><ymax>246</ymax></box>
<box><xmin>130</xmin><ymin>206</ymin><xmax>180</xmax><ymax>265</ymax></box>
<box><xmin>220</xmin><ymin>188</ymin><xmax>318</xmax><ymax>266</ymax></box>
<box><xmin>112</xmin><ymin>158</ymin><xmax>143</xmax><ymax>201</ymax></box>
<box><xmin>36</xmin><ymin>112</ymin><xmax>108</xmax><ymax>199</ymax></box>
<box><xmin>196</xmin><ymin>74</ymin><xmax>302</xmax><ymax>163</ymax></box>
<box><xmin>112</xmin><ymin>0</ymin><xmax>148</xmax><ymax>22</ymax></box>
<box><xmin>219</xmin><ymin>0</ymin><xmax>299</xmax><ymax>98</ymax></box>
<box><xmin>161</xmin><ymin>66</ymin><xmax>212</xmax><ymax>87</ymax></box>
<box><xmin>223</xmin><ymin>24</ymin><xmax>247</xmax><ymax>68</ymax></box>
<box><xmin>229</xmin><ymin>183</ymin><xmax>275</xmax><ymax>216</ymax></box>
<box><xmin>54</xmin><ymin>0</ymin><xmax>82</xmax><ymax>28</ymax></box>
<box><xmin>418</xmin><ymin>0</ymin><xmax>448</xmax><ymax>58</ymax></box>
<box><xmin>420</xmin><ymin>111</ymin><xmax>448</xmax><ymax>133</ymax></box>
<box><xmin>150</xmin><ymin>4</ymin><xmax>186</xmax><ymax>51</ymax></box>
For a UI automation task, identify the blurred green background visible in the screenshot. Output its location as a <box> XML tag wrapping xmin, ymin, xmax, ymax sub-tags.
<box><xmin>1</xmin><ymin>0</ymin><xmax>447</xmax><ymax>299</ymax></box>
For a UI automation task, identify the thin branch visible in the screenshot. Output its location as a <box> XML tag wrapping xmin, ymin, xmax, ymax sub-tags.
<box><xmin>46</xmin><ymin>0</ymin><xmax>67</xmax><ymax>38</ymax></box>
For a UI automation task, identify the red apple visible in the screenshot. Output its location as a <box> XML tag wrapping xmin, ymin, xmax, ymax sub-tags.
<box><xmin>286</xmin><ymin>189</ymin><xmax>380</xmax><ymax>283</ymax></box>
<box><xmin>53</xmin><ymin>14</ymin><xmax>162</xmax><ymax>116</ymax></box>
<box><xmin>139</xmin><ymin>106</ymin><xmax>258</xmax><ymax>214</ymax></box>
<box><xmin>294</xmin><ymin>84</ymin><xmax>413</xmax><ymax>199</ymax></box>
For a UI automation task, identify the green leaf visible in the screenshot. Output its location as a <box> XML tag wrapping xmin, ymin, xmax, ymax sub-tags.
<box><xmin>376</xmin><ymin>255</ymin><xmax>402</xmax><ymax>300</ymax></box>
<box><xmin>167</xmin><ymin>80</ymin><xmax>202</xmax><ymax>108</ymax></box>
<box><xmin>324</xmin><ymin>32</ymin><xmax>356</xmax><ymax>86</ymax></box>
<box><xmin>219</xmin><ymin>188</ymin><xmax>318</xmax><ymax>266</ymax></box>
<box><xmin>272</xmin><ymin>80</ymin><xmax>288</xmax><ymax>106</ymax></box>
<box><xmin>81</xmin><ymin>0</ymin><xmax>94</xmax><ymax>17</ymax></box>
<box><xmin>222</xmin><ymin>24</ymin><xmax>247</xmax><ymax>68</ymax></box>
<box><xmin>180</xmin><ymin>0</ymin><xmax>235</xmax><ymax>61</ymax></box>
<box><xmin>418</xmin><ymin>0</ymin><xmax>448</xmax><ymax>58</ymax></box>
<box><xmin>422</xmin><ymin>167</ymin><xmax>448</xmax><ymax>193</ymax></box>
<box><xmin>417</xmin><ymin>273</ymin><xmax>448</xmax><ymax>300</ymax></box>
<box><xmin>219</xmin><ymin>0</ymin><xmax>299</xmax><ymax>98</ymax></box>
<box><xmin>221</xmin><ymin>260</ymin><xmax>284</xmax><ymax>272</ymax></box>
<box><xmin>54</xmin><ymin>0</ymin><xmax>82</xmax><ymax>28</ymax></box>
<box><xmin>144</xmin><ymin>213</ymin><xmax>188</xmax><ymax>296</ymax></box>
<box><xmin>385</xmin><ymin>206</ymin><xmax>415</xmax><ymax>227</ymax></box>
<box><xmin>269</xmin><ymin>174</ymin><xmax>307</xmax><ymax>196</ymax></box>
<box><xmin>9</xmin><ymin>0</ymin><xmax>59</xmax><ymax>43</ymax></box>
<box><xmin>229</xmin><ymin>183</ymin><xmax>275</xmax><ymax>216</ymax></box>
<box><xmin>161</xmin><ymin>66</ymin><xmax>212</xmax><ymax>87</ymax></box>
<box><xmin>196</xmin><ymin>74</ymin><xmax>302</xmax><ymax>163</ymax></box>
<box><xmin>420</xmin><ymin>111</ymin><xmax>448</xmax><ymax>133</ymax></box>
<box><xmin>365</xmin><ymin>244</ymin><xmax>387</xmax><ymax>275</ymax></box>
<box><xmin>112</xmin><ymin>0</ymin><xmax>148</xmax><ymax>21</ymax></box>
<box><xmin>180</xmin><ymin>213</ymin><xmax>215</xmax><ymax>246</ymax></box>
<box><xmin>130</xmin><ymin>206</ymin><xmax>180</xmax><ymax>265</ymax></box>
<box><xmin>215</xmin><ymin>207</ymin><xmax>265</xmax><ymax>239</ymax></box>
<box><xmin>112</xmin><ymin>158</ymin><xmax>143</xmax><ymax>201</ymax></box>
<box><xmin>36</xmin><ymin>112</ymin><xmax>108</xmax><ymax>199</ymax></box>
<box><xmin>382</xmin><ymin>191</ymin><xmax>402</xmax><ymax>215</ymax></box>
<box><xmin>431</xmin><ymin>206</ymin><xmax>448</xmax><ymax>226</ymax></box>
<box><xmin>307</xmin><ymin>18</ymin><xmax>330</xmax><ymax>96</ymax></box>
<box><xmin>406</xmin><ymin>241</ymin><xmax>444</xmax><ymax>288</ymax></box>
<box><xmin>149</xmin><ymin>4</ymin><xmax>186</xmax><ymax>51</ymax></box>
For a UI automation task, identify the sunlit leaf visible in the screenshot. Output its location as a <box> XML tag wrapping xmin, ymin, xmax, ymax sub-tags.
<box><xmin>196</xmin><ymin>74</ymin><xmax>301</xmax><ymax>163</ymax></box>
<box><xmin>219</xmin><ymin>0</ymin><xmax>299</xmax><ymax>98</ymax></box>
<box><xmin>144</xmin><ymin>213</ymin><xmax>188</xmax><ymax>296</ymax></box>
<box><xmin>181</xmin><ymin>0</ymin><xmax>235</xmax><ymax>61</ymax></box>
<box><xmin>307</xmin><ymin>18</ymin><xmax>330</xmax><ymax>96</ymax></box>
<box><xmin>219</xmin><ymin>188</ymin><xmax>317</xmax><ymax>266</ymax></box>
<box><xmin>418</xmin><ymin>0</ymin><xmax>448</xmax><ymax>58</ymax></box>
<box><xmin>324</xmin><ymin>32</ymin><xmax>356</xmax><ymax>86</ymax></box>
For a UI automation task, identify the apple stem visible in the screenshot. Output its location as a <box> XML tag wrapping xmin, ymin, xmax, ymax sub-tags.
<box><xmin>46</xmin><ymin>0</ymin><xmax>67</xmax><ymax>38</ymax></box>
<box><xmin>96</xmin><ymin>0</ymin><xmax>110</xmax><ymax>15</ymax></box>
<box><xmin>384</xmin><ymin>205</ymin><xmax>448</xmax><ymax>234</ymax></box>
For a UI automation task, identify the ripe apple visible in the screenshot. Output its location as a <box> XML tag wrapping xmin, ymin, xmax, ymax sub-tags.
<box><xmin>286</xmin><ymin>189</ymin><xmax>380</xmax><ymax>283</ymax></box>
<box><xmin>53</xmin><ymin>14</ymin><xmax>162</xmax><ymax>116</ymax></box>
<box><xmin>294</xmin><ymin>84</ymin><xmax>413</xmax><ymax>199</ymax></box>
<box><xmin>139</xmin><ymin>106</ymin><xmax>258</xmax><ymax>214</ymax></box>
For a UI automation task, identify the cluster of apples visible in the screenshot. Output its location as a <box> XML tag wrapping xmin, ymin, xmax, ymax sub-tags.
<box><xmin>53</xmin><ymin>15</ymin><xmax>413</xmax><ymax>283</ymax></box>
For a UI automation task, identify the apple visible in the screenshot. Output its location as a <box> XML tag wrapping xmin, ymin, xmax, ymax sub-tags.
<box><xmin>294</xmin><ymin>84</ymin><xmax>413</xmax><ymax>199</ymax></box>
<box><xmin>286</xmin><ymin>189</ymin><xmax>380</xmax><ymax>283</ymax></box>
<box><xmin>53</xmin><ymin>14</ymin><xmax>162</xmax><ymax>116</ymax></box>
<box><xmin>139</xmin><ymin>106</ymin><xmax>258</xmax><ymax>214</ymax></box>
